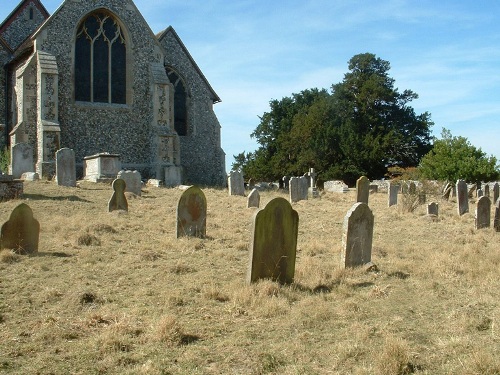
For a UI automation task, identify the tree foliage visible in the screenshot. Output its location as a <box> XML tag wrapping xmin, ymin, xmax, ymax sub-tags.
<box><xmin>419</xmin><ymin>128</ymin><xmax>499</xmax><ymax>182</ymax></box>
<box><xmin>233</xmin><ymin>53</ymin><xmax>434</xmax><ymax>185</ymax></box>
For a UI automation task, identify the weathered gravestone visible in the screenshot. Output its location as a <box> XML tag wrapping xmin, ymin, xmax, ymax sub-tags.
<box><xmin>456</xmin><ymin>180</ymin><xmax>469</xmax><ymax>215</ymax></box>
<box><xmin>247</xmin><ymin>188</ymin><xmax>260</xmax><ymax>208</ymax></box>
<box><xmin>10</xmin><ymin>143</ymin><xmax>34</xmax><ymax>179</ymax></box>
<box><xmin>388</xmin><ymin>182</ymin><xmax>399</xmax><ymax>207</ymax></box>
<box><xmin>108</xmin><ymin>178</ymin><xmax>128</xmax><ymax>212</ymax></box>
<box><xmin>117</xmin><ymin>170</ymin><xmax>142</xmax><ymax>196</ymax></box>
<box><xmin>228</xmin><ymin>171</ymin><xmax>245</xmax><ymax>196</ymax></box>
<box><xmin>475</xmin><ymin>196</ymin><xmax>491</xmax><ymax>229</ymax></box>
<box><xmin>493</xmin><ymin>183</ymin><xmax>499</xmax><ymax>203</ymax></box>
<box><xmin>307</xmin><ymin>168</ymin><xmax>319</xmax><ymax>198</ymax></box>
<box><xmin>289</xmin><ymin>176</ymin><xmax>308</xmax><ymax>203</ymax></box>
<box><xmin>477</xmin><ymin>189</ymin><xmax>484</xmax><ymax>198</ymax></box>
<box><xmin>484</xmin><ymin>184</ymin><xmax>490</xmax><ymax>198</ymax></box>
<box><xmin>427</xmin><ymin>202</ymin><xmax>439</xmax><ymax>216</ymax></box>
<box><xmin>341</xmin><ymin>202</ymin><xmax>374</xmax><ymax>268</ymax></box>
<box><xmin>408</xmin><ymin>181</ymin><xmax>417</xmax><ymax>195</ymax></box>
<box><xmin>55</xmin><ymin>148</ymin><xmax>76</xmax><ymax>187</ymax></box>
<box><xmin>176</xmin><ymin>186</ymin><xmax>207</xmax><ymax>238</ymax></box>
<box><xmin>1</xmin><ymin>203</ymin><xmax>40</xmax><ymax>253</ymax></box>
<box><xmin>356</xmin><ymin>176</ymin><xmax>370</xmax><ymax>204</ymax></box>
<box><xmin>494</xmin><ymin>199</ymin><xmax>500</xmax><ymax>232</ymax></box>
<box><xmin>247</xmin><ymin>197</ymin><xmax>299</xmax><ymax>284</ymax></box>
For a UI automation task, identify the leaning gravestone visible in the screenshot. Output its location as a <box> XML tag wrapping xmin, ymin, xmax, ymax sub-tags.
<box><xmin>1</xmin><ymin>203</ymin><xmax>40</xmax><ymax>253</ymax></box>
<box><xmin>289</xmin><ymin>176</ymin><xmax>308</xmax><ymax>203</ymax></box>
<box><xmin>228</xmin><ymin>171</ymin><xmax>245</xmax><ymax>196</ymax></box>
<box><xmin>176</xmin><ymin>186</ymin><xmax>207</xmax><ymax>238</ymax></box>
<box><xmin>117</xmin><ymin>170</ymin><xmax>142</xmax><ymax>196</ymax></box>
<box><xmin>475</xmin><ymin>196</ymin><xmax>491</xmax><ymax>229</ymax></box>
<box><xmin>388</xmin><ymin>182</ymin><xmax>399</xmax><ymax>207</ymax></box>
<box><xmin>356</xmin><ymin>176</ymin><xmax>370</xmax><ymax>204</ymax></box>
<box><xmin>247</xmin><ymin>197</ymin><xmax>299</xmax><ymax>284</ymax></box>
<box><xmin>493</xmin><ymin>183</ymin><xmax>499</xmax><ymax>203</ymax></box>
<box><xmin>10</xmin><ymin>143</ymin><xmax>34</xmax><ymax>179</ymax></box>
<box><xmin>456</xmin><ymin>179</ymin><xmax>469</xmax><ymax>215</ymax></box>
<box><xmin>427</xmin><ymin>202</ymin><xmax>439</xmax><ymax>216</ymax></box>
<box><xmin>494</xmin><ymin>199</ymin><xmax>500</xmax><ymax>232</ymax></box>
<box><xmin>55</xmin><ymin>148</ymin><xmax>76</xmax><ymax>187</ymax></box>
<box><xmin>341</xmin><ymin>202</ymin><xmax>374</xmax><ymax>268</ymax></box>
<box><xmin>108</xmin><ymin>178</ymin><xmax>128</xmax><ymax>212</ymax></box>
<box><xmin>247</xmin><ymin>188</ymin><xmax>260</xmax><ymax>208</ymax></box>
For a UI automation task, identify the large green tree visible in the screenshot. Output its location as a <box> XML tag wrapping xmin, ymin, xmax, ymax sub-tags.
<box><xmin>419</xmin><ymin>128</ymin><xmax>499</xmax><ymax>182</ymax></box>
<box><xmin>233</xmin><ymin>53</ymin><xmax>433</xmax><ymax>184</ymax></box>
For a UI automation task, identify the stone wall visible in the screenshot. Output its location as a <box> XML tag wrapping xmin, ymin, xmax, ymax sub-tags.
<box><xmin>0</xmin><ymin>46</ymin><xmax>8</xmax><ymax>131</ymax></box>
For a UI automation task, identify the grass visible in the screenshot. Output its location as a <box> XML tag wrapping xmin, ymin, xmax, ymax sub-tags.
<box><xmin>0</xmin><ymin>180</ymin><xmax>499</xmax><ymax>374</ymax></box>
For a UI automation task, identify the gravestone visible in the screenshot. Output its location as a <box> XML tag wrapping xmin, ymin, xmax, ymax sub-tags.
<box><xmin>324</xmin><ymin>180</ymin><xmax>349</xmax><ymax>193</ymax></box>
<box><xmin>456</xmin><ymin>179</ymin><xmax>469</xmax><ymax>215</ymax></box>
<box><xmin>341</xmin><ymin>202</ymin><xmax>374</xmax><ymax>268</ymax></box>
<box><xmin>1</xmin><ymin>203</ymin><xmax>40</xmax><ymax>253</ymax></box>
<box><xmin>388</xmin><ymin>182</ymin><xmax>399</xmax><ymax>207</ymax></box>
<box><xmin>21</xmin><ymin>172</ymin><xmax>39</xmax><ymax>181</ymax></box>
<box><xmin>108</xmin><ymin>178</ymin><xmax>128</xmax><ymax>212</ymax></box>
<box><xmin>289</xmin><ymin>176</ymin><xmax>308</xmax><ymax>203</ymax></box>
<box><xmin>493</xmin><ymin>183</ymin><xmax>499</xmax><ymax>203</ymax></box>
<box><xmin>475</xmin><ymin>196</ymin><xmax>491</xmax><ymax>229</ymax></box>
<box><xmin>442</xmin><ymin>182</ymin><xmax>453</xmax><ymax>200</ymax></box>
<box><xmin>55</xmin><ymin>148</ymin><xmax>76</xmax><ymax>187</ymax></box>
<box><xmin>10</xmin><ymin>143</ymin><xmax>34</xmax><ymax>179</ymax></box>
<box><xmin>408</xmin><ymin>182</ymin><xmax>417</xmax><ymax>195</ymax></box>
<box><xmin>117</xmin><ymin>170</ymin><xmax>142</xmax><ymax>196</ymax></box>
<box><xmin>494</xmin><ymin>198</ymin><xmax>500</xmax><ymax>232</ymax></box>
<box><xmin>228</xmin><ymin>171</ymin><xmax>245</xmax><ymax>196</ymax></box>
<box><xmin>247</xmin><ymin>188</ymin><xmax>260</xmax><ymax>208</ymax></box>
<box><xmin>307</xmin><ymin>168</ymin><xmax>319</xmax><ymax>198</ymax></box>
<box><xmin>176</xmin><ymin>186</ymin><xmax>207</xmax><ymax>238</ymax></box>
<box><xmin>247</xmin><ymin>197</ymin><xmax>299</xmax><ymax>284</ymax></box>
<box><xmin>477</xmin><ymin>189</ymin><xmax>484</xmax><ymax>198</ymax></box>
<box><xmin>282</xmin><ymin>176</ymin><xmax>290</xmax><ymax>190</ymax></box>
<box><xmin>369</xmin><ymin>184</ymin><xmax>378</xmax><ymax>194</ymax></box>
<box><xmin>427</xmin><ymin>202</ymin><xmax>439</xmax><ymax>216</ymax></box>
<box><xmin>484</xmin><ymin>184</ymin><xmax>490</xmax><ymax>198</ymax></box>
<box><xmin>356</xmin><ymin>176</ymin><xmax>370</xmax><ymax>204</ymax></box>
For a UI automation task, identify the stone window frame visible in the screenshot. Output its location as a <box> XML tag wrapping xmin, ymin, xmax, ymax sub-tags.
<box><xmin>73</xmin><ymin>8</ymin><xmax>132</xmax><ymax>107</ymax></box>
<box><xmin>166</xmin><ymin>66</ymin><xmax>190</xmax><ymax>136</ymax></box>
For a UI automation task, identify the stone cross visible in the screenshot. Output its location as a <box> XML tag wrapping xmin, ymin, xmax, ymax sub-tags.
<box><xmin>247</xmin><ymin>188</ymin><xmax>260</xmax><ymax>208</ymax></box>
<box><xmin>456</xmin><ymin>179</ymin><xmax>469</xmax><ymax>215</ymax></box>
<box><xmin>341</xmin><ymin>202</ymin><xmax>374</xmax><ymax>268</ymax></box>
<box><xmin>475</xmin><ymin>196</ymin><xmax>491</xmax><ymax>229</ymax></box>
<box><xmin>356</xmin><ymin>176</ymin><xmax>370</xmax><ymax>204</ymax></box>
<box><xmin>307</xmin><ymin>168</ymin><xmax>319</xmax><ymax>198</ymax></box>
<box><xmin>1</xmin><ymin>203</ymin><xmax>40</xmax><ymax>254</ymax></box>
<box><xmin>247</xmin><ymin>197</ymin><xmax>299</xmax><ymax>284</ymax></box>
<box><xmin>108</xmin><ymin>178</ymin><xmax>128</xmax><ymax>212</ymax></box>
<box><xmin>176</xmin><ymin>186</ymin><xmax>207</xmax><ymax>238</ymax></box>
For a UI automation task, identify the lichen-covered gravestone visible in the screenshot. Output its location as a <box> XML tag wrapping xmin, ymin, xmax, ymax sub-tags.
<box><xmin>176</xmin><ymin>186</ymin><xmax>207</xmax><ymax>238</ymax></box>
<box><xmin>228</xmin><ymin>171</ymin><xmax>245</xmax><ymax>196</ymax></box>
<box><xmin>247</xmin><ymin>188</ymin><xmax>260</xmax><ymax>208</ymax></box>
<box><xmin>1</xmin><ymin>203</ymin><xmax>40</xmax><ymax>254</ymax></box>
<box><xmin>388</xmin><ymin>182</ymin><xmax>399</xmax><ymax>207</ymax></box>
<box><xmin>456</xmin><ymin>179</ymin><xmax>469</xmax><ymax>215</ymax></box>
<box><xmin>356</xmin><ymin>176</ymin><xmax>370</xmax><ymax>204</ymax></box>
<box><xmin>108</xmin><ymin>178</ymin><xmax>128</xmax><ymax>212</ymax></box>
<box><xmin>475</xmin><ymin>196</ymin><xmax>491</xmax><ymax>229</ymax></box>
<box><xmin>117</xmin><ymin>170</ymin><xmax>142</xmax><ymax>196</ymax></box>
<box><xmin>56</xmin><ymin>148</ymin><xmax>76</xmax><ymax>187</ymax></box>
<box><xmin>341</xmin><ymin>202</ymin><xmax>374</xmax><ymax>268</ymax></box>
<box><xmin>248</xmin><ymin>197</ymin><xmax>299</xmax><ymax>284</ymax></box>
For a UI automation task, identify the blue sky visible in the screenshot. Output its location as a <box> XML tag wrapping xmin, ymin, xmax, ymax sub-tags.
<box><xmin>2</xmin><ymin>1</ymin><xmax>499</xmax><ymax>172</ymax></box>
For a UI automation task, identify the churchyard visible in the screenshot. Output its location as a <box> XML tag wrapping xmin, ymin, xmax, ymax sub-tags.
<box><xmin>1</xmin><ymin>180</ymin><xmax>499</xmax><ymax>374</ymax></box>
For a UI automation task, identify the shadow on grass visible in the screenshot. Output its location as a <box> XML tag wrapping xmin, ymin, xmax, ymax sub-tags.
<box><xmin>23</xmin><ymin>193</ymin><xmax>92</xmax><ymax>203</ymax></box>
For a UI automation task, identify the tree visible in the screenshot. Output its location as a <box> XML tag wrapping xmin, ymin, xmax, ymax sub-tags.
<box><xmin>419</xmin><ymin>128</ymin><xmax>499</xmax><ymax>182</ymax></box>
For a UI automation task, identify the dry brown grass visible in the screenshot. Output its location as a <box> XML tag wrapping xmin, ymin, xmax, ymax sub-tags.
<box><xmin>0</xmin><ymin>180</ymin><xmax>499</xmax><ymax>374</ymax></box>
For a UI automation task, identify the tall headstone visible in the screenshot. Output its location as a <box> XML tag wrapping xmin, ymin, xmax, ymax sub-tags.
<box><xmin>10</xmin><ymin>143</ymin><xmax>34</xmax><ymax>179</ymax></box>
<box><xmin>289</xmin><ymin>176</ymin><xmax>308</xmax><ymax>203</ymax></box>
<box><xmin>108</xmin><ymin>178</ymin><xmax>128</xmax><ymax>212</ymax></box>
<box><xmin>341</xmin><ymin>202</ymin><xmax>374</xmax><ymax>268</ymax></box>
<box><xmin>55</xmin><ymin>148</ymin><xmax>76</xmax><ymax>187</ymax></box>
<box><xmin>176</xmin><ymin>186</ymin><xmax>207</xmax><ymax>238</ymax></box>
<box><xmin>484</xmin><ymin>184</ymin><xmax>490</xmax><ymax>198</ymax></box>
<box><xmin>494</xmin><ymin>198</ymin><xmax>500</xmax><ymax>232</ymax></box>
<box><xmin>388</xmin><ymin>182</ymin><xmax>399</xmax><ymax>207</ymax></box>
<box><xmin>248</xmin><ymin>197</ymin><xmax>299</xmax><ymax>284</ymax></box>
<box><xmin>493</xmin><ymin>183</ymin><xmax>499</xmax><ymax>203</ymax></box>
<box><xmin>228</xmin><ymin>171</ymin><xmax>245</xmax><ymax>196</ymax></box>
<box><xmin>117</xmin><ymin>170</ymin><xmax>142</xmax><ymax>196</ymax></box>
<box><xmin>247</xmin><ymin>188</ymin><xmax>260</xmax><ymax>208</ymax></box>
<box><xmin>1</xmin><ymin>203</ymin><xmax>40</xmax><ymax>254</ymax></box>
<box><xmin>456</xmin><ymin>179</ymin><xmax>469</xmax><ymax>216</ymax></box>
<box><xmin>475</xmin><ymin>196</ymin><xmax>491</xmax><ymax>229</ymax></box>
<box><xmin>427</xmin><ymin>202</ymin><xmax>439</xmax><ymax>216</ymax></box>
<box><xmin>356</xmin><ymin>176</ymin><xmax>370</xmax><ymax>204</ymax></box>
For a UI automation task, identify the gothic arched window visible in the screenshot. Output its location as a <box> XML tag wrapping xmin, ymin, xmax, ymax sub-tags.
<box><xmin>166</xmin><ymin>68</ymin><xmax>188</xmax><ymax>136</ymax></box>
<box><xmin>75</xmin><ymin>11</ymin><xmax>126</xmax><ymax>104</ymax></box>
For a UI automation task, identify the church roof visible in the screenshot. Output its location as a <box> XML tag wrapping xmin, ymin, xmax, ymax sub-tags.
<box><xmin>157</xmin><ymin>26</ymin><xmax>221</xmax><ymax>104</ymax></box>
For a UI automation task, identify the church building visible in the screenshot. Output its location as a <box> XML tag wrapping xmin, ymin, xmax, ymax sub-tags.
<box><xmin>0</xmin><ymin>0</ymin><xmax>226</xmax><ymax>186</ymax></box>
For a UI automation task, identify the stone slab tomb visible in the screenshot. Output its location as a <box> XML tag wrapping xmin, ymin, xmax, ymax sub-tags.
<box><xmin>56</xmin><ymin>148</ymin><xmax>76</xmax><ymax>187</ymax></box>
<box><xmin>117</xmin><ymin>170</ymin><xmax>142</xmax><ymax>196</ymax></box>
<box><xmin>356</xmin><ymin>176</ymin><xmax>370</xmax><ymax>204</ymax></box>
<box><xmin>176</xmin><ymin>186</ymin><xmax>207</xmax><ymax>238</ymax></box>
<box><xmin>341</xmin><ymin>202</ymin><xmax>374</xmax><ymax>268</ymax></box>
<box><xmin>1</xmin><ymin>203</ymin><xmax>40</xmax><ymax>254</ymax></box>
<box><xmin>108</xmin><ymin>178</ymin><xmax>128</xmax><ymax>212</ymax></box>
<box><xmin>84</xmin><ymin>153</ymin><xmax>121</xmax><ymax>183</ymax></box>
<box><xmin>289</xmin><ymin>176</ymin><xmax>308</xmax><ymax>203</ymax></box>
<box><xmin>475</xmin><ymin>196</ymin><xmax>491</xmax><ymax>229</ymax></box>
<box><xmin>324</xmin><ymin>180</ymin><xmax>349</xmax><ymax>193</ymax></box>
<box><xmin>388</xmin><ymin>182</ymin><xmax>399</xmax><ymax>207</ymax></box>
<box><xmin>10</xmin><ymin>143</ymin><xmax>34</xmax><ymax>179</ymax></box>
<box><xmin>248</xmin><ymin>197</ymin><xmax>299</xmax><ymax>284</ymax></box>
<box><xmin>228</xmin><ymin>171</ymin><xmax>245</xmax><ymax>196</ymax></box>
<box><xmin>247</xmin><ymin>188</ymin><xmax>260</xmax><ymax>208</ymax></box>
<box><xmin>456</xmin><ymin>179</ymin><xmax>469</xmax><ymax>216</ymax></box>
